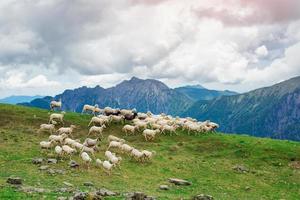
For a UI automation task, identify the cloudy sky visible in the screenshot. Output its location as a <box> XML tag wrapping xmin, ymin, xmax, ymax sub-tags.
<box><xmin>0</xmin><ymin>0</ymin><xmax>300</xmax><ymax>98</ymax></box>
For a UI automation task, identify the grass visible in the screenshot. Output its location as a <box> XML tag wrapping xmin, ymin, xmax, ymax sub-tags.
<box><xmin>0</xmin><ymin>104</ymin><xmax>300</xmax><ymax>199</ymax></box>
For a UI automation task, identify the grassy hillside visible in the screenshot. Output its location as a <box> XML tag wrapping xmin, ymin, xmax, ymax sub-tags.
<box><xmin>0</xmin><ymin>104</ymin><xmax>300</xmax><ymax>199</ymax></box>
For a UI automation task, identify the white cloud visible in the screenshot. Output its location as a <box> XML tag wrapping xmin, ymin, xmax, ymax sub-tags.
<box><xmin>0</xmin><ymin>0</ymin><xmax>299</xmax><ymax>97</ymax></box>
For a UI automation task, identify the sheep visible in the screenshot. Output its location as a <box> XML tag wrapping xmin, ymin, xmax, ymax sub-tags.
<box><xmin>80</xmin><ymin>146</ymin><xmax>95</xmax><ymax>157</ymax></box>
<box><xmin>104</xmin><ymin>107</ymin><xmax>121</xmax><ymax>116</ymax></box>
<box><xmin>96</xmin><ymin>159</ymin><xmax>113</xmax><ymax>175</ymax></box>
<box><xmin>49</xmin><ymin>133</ymin><xmax>67</xmax><ymax>144</ymax></box>
<box><xmin>122</xmin><ymin>125</ymin><xmax>136</xmax><ymax>136</ymax></box>
<box><xmin>88</xmin><ymin>125</ymin><xmax>106</xmax><ymax>137</ymax></box>
<box><xmin>64</xmin><ymin>138</ymin><xmax>76</xmax><ymax>146</ymax></box>
<box><xmin>38</xmin><ymin>124</ymin><xmax>55</xmax><ymax>134</ymax></box>
<box><xmin>109</xmin><ymin>155</ymin><xmax>122</xmax><ymax>168</ymax></box>
<box><xmin>40</xmin><ymin>141</ymin><xmax>53</xmax><ymax>149</ymax></box>
<box><xmin>50</xmin><ymin>98</ymin><xmax>62</xmax><ymax>111</ymax></box>
<box><xmin>141</xmin><ymin>150</ymin><xmax>155</xmax><ymax>162</ymax></box>
<box><xmin>142</xmin><ymin>129</ymin><xmax>160</xmax><ymax>141</ymax></box>
<box><xmin>137</xmin><ymin>112</ymin><xmax>148</xmax><ymax>120</ymax></box>
<box><xmin>120</xmin><ymin>144</ymin><xmax>134</xmax><ymax>154</ymax></box>
<box><xmin>95</xmin><ymin>158</ymin><xmax>102</xmax><ymax>168</ymax></box>
<box><xmin>110</xmin><ymin>115</ymin><xmax>124</xmax><ymax>123</ymax></box>
<box><xmin>120</xmin><ymin>109</ymin><xmax>134</xmax><ymax>116</ymax></box>
<box><xmin>88</xmin><ymin>116</ymin><xmax>108</xmax><ymax>126</ymax></box>
<box><xmin>81</xmin><ymin>152</ymin><xmax>92</xmax><ymax>168</ymax></box>
<box><xmin>83</xmin><ymin>138</ymin><xmax>100</xmax><ymax>147</ymax></box>
<box><xmin>107</xmin><ymin>135</ymin><xmax>125</xmax><ymax>143</ymax></box>
<box><xmin>62</xmin><ymin>145</ymin><xmax>77</xmax><ymax>159</ymax></box>
<box><xmin>161</xmin><ymin>125</ymin><xmax>178</xmax><ymax>136</ymax></box>
<box><xmin>82</xmin><ymin>104</ymin><xmax>99</xmax><ymax>115</ymax></box>
<box><xmin>130</xmin><ymin>148</ymin><xmax>144</xmax><ymax>162</ymax></box>
<box><xmin>123</xmin><ymin>112</ymin><xmax>138</xmax><ymax>121</ymax></box>
<box><xmin>49</xmin><ymin>111</ymin><xmax>65</xmax><ymax>125</ymax></box>
<box><xmin>54</xmin><ymin>145</ymin><xmax>63</xmax><ymax>157</ymax></box>
<box><xmin>72</xmin><ymin>142</ymin><xmax>84</xmax><ymax>150</ymax></box>
<box><xmin>57</xmin><ymin>125</ymin><xmax>76</xmax><ymax>137</ymax></box>
<box><xmin>134</xmin><ymin>121</ymin><xmax>148</xmax><ymax>131</ymax></box>
<box><xmin>107</xmin><ymin>141</ymin><xmax>123</xmax><ymax>151</ymax></box>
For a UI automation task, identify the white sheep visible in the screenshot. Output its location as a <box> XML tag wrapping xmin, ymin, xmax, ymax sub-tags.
<box><xmin>88</xmin><ymin>116</ymin><xmax>108</xmax><ymax>126</ymax></box>
<box><xmin>80</xmin><ymin>146</ymin><xmax>95</xmax><ymax>157</ymax></box>
<box><xmin>107</xmin><ymin>135</ymin><xmax>125</xmax><ymax>143</ymax></box>
<box><xmin>49</xmin><ymin>112</ymin><xmax>65</xmax><ymax>125</ymax></box>
<box><xmin>40</xmin><ymin>141</ymin><xmax>53</xmax><ymax>149</ymax></box>
<box><xmin>134</xmin><ymin>121</ymin><xmax>148</xmax><ymax>131</ymax></box>
<box><xmin>82</xmin><ymin>104</ymin><xmax>99</xmax><ymax>115</ymax></box>
<box><xmin>88</xmin><ymin>125</ymin><xmax>106</xmax><ymax>137</ymax></box>
<box><xmin>141</xmin><ymin>150</ymin><xmax>155</xmax><ymax>162</ymax></box>
<box><xmin>81</xmin><ymin>152</ymin><xmax>92</xmax><ymax>168</ymax></box>
<box><xmin>122</xmin><ymin>125</ymin><xmax>136</xmax><ymax>136</ymax></box>
<box><xmin>38</xmin><ymin>124</ymin><xmax>55</xmax><ymax>134</ymax></box>
<box><xmin>83</xmin><ymin>138</ymin><xmax>100</xmax><ymax>147</ymax></box>
<box><xmin>107</xmin><ymin>141</ymin><xmax>123</xmax><ymax>151</ymax></box>
<box><xmin>130</xmin><ymin>148</ymin><xmax>144</xmax><ymax>162</ymax></box>
<box><xmin>161</xmin><ymin>125</ymin><xmax>178</xmax><ymax>136</ymax></box>
<box><xmin>120</xmin><ymin>144</ymin><xmax>133</xmax><ymax>154</ymax></box>
<box><xmin>110</xmin><ymin>115</ymin><xmax>124</xmax><ymax>123</ymax></box>
<box><xmin>54</xmin><ymin>145</ymin><xmax>63</xmax><ymax>157</ymax></box>
<box><xmin>142</xmin><ymin>129</ymin><xmax>160</xmax><ymax>141</ymax></box>
<box><xmin>57</xmin><ymin>125</ymin><xmax>76</xmax><ymax>137</ymax></box>
<box><xmin>50</xmin><ymin>98</ymin><xmax>62</xmax><ymax>111</ymax></box>
<box><xmin>49</xmin><ymin>133</ymin><xmax>67</xmax><ymax>144</ymax></box>
<box><xmin>96</xmin><ymin>159</ymin><xmax>113</xmax><ymax>175</ymax></box>
<box><xmin>62</xmin><ymin>145</ymin><xmax>77</xmax><ymax>158</ymax></box>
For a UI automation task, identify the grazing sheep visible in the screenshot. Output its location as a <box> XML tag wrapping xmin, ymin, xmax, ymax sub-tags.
<box><xmin>161</xmin><ymin>125</ymin><xmax>178</xmax><ymax>136</ymax></box>
<box><xmin>120</xmin><ymin>109</ymin><xmax>134</xmax><ymax>116</ymax></box>
<box><xmin>81</xmin><ymin>152</ymin><xmax>92</xmax><ymax>168</ymax></box>
<box><xmin>72</xmin><ymin>142</ymin><xmax>84</xmax><ymax>150</ymax></box>
<box><xmin>130</xmin><ymin>148</ymin><xmax>144</xmax><ymax>162</ymax></box>
<box><xmin>83</xmin><ymin>138</ymin><xmax>100</xmax><ymax>147</ymax></box>
<box><xmin>62</xmin><ymin>145</ymin><xmax>77</xmax><ymax>159</ymax></box>
<box><xmin>49</xmin><ymin>112</ymin><xmax>65</xmax><ymax>125</ymax></box>
<box><xmin>122</xmin><ymin>125</ymin><xmax>136</xmax><ymax>136</ymax></box>
<box><xmin>38</xmin><ymin>124</ymin><xmax>55</xmax><ymax>134</ymax></box>
<box><xmin>95</xmin><ymin>158</ymin><xmax>102</xmax><ymax>168</ymax></box>
<box><xmin>137</xmin><ymin>112</ymin><xmax>148</xmax><ymax>120</ymax></box>
<box><xmin>134</xmin><ymin>121</ymin><xmax>148</xmax><ymax>131</ymax></box>
<box><xmin>49</xmin><ymin>133</ymin><xmax>67</xmax><ymax>144</ymax></box>
<box><xmin>88</xmin><ymin>125</ymin><xmax>106</xmax><ymax>137</ymax></box>
<box><xmin>104</xmin><ymin>107</ymin><xmax>121</xmax><ymax>116</ymax></box>
<box><xmin>50</xmin><ymin>99</ymin><xmax>62</xmax><ymax>111</ymax></box>
<box><xmin>57</xmin><ymin>125</ymin><xmax>76</xmax><ymax>137</ymax></box>
<box><xmin>107</xmin><ymin>141</ymin><xmax>123</xmax><ymax>151</ymax></box>
<box><xmin>88</xmin><ymin>116</ymin><xmax>108</xmax><ymax>126</ymax></box>
<box><xmin>123</xmin><ymin>112</ymin><xmax>138</xmax><ymax>121</ymax></box>
<box><xmin>80</xmin><ymin>146</ymin><xmax>95</xmax><ymax>157</ymax></box>
<box><xmin>107</xmin><ymin>135</ymin><xmax>125</xmax><ymax>143</ymax></box>
<box><xmin>82</xmin><ymin>104</ymin><xmax>99</xmax><ymax>115</ymax></box>
<box><xmin>110</xmin><ymin>115</ymin><xmax>124</xmax><ymax>123</ymax></box>
<box><xmin>120</xmin><ymin>144</ymin><xmax>133</xmax><ymax>154</ymax></box>
<box><xmin>96</xmin><ymin>159</ymin><xmax>113</xmax><ymax>175</ymax></box>
<box><xmin>64</xmin><ymin>138</ymin><xmax>76</xmax><ymax>146</ymax></box>
<box><xmin>142</xmin><ymin>129</ymin><xmax>160</xmax><ymax>141</ymax></box>
<box><xmin>141</xmin><ymin>150</ymin><xmax>155</xmax><ymax>162</ymax></box>
<box><xmin>54</xmin><ymin>145</ymin><xmax>63</xmax><ymax>157</ymax></box>
<box><xmin>40</xmin><ymin>141</ymin><xmax>53</xmax><ymax>149</ymax></box>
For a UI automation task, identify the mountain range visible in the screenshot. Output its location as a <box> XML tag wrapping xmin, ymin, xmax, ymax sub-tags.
<box><xmin>17</xmin><ymin>76</ymin><xmax>300</xmax><ymax>141</ymax></box>
<box><xmin>0</xmin><ymin>95</ymin><xmax>43</xmax><ymax>105</ymax></box>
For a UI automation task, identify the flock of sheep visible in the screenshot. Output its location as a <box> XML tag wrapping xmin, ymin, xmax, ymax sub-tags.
<box><xmin>38</xmin><ymin>100</ymin><xmax>219</xmax><ymax>175</ymax></box>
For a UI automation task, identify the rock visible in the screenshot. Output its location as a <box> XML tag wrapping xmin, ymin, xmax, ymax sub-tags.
<box><xmin>47</xmin><ymin>158</ymin><xmax>57</xmax><ymax>164</ymax></box>
<box><xmin>168</xmin><ymin>178</ymin><xmax>192</xmax><ymax>186</ymax></box>
<box><xmin>96</xmin><ymin>188</ymin><xmax>117</xmax><ymax>196</ymax></box>
<box><xmin>193</xmin><ymin>194</ymin><xmax>214</xmax><ymax>200</ymax></box>
<box><xmin>159</xmin><ymin>185</ymin><xmax>169</xmax><ymax>190</ymax></box>
<box><xmin>57</xmin><ymin>197</ymin><xmax>67</xmax><ymax>200</ymax></box>
<box><xmin>32</xmin><ymin>158</ymin><xmax>43</xmax><ymax>165</ymax></box>
<box><xmin>63</xmin><ymin>181</ymin><xmax>74</xmax><ymax>187</ymax></box>
<box><xmin>73</xmin><ymin>192</ymin><xmax>87</xmax><ymax>200</ymax></box>
<box><xmin>145</xmin><ymin>196</ymin><xmax>156</xmax><ymax>200</ymax></box>
<box><xmin>55</xmin><ymin>169</ymin><xmax>66</xmax><ymax>174</ymax></box>
<box><xmin>55</xmin><ymin>187</ymin><xmax>74</xmax><ymax>193</ymax></box>
<box><xmin>232</xmin><ymin>165</ymin><xmax>249</xmax><ymax>173</ymax></box>
<box><xmin>39</xmin><ymin>165</ymin><xmax>49</xmax><ymax>170</ymax></box>
<box><xmin>87</xmin><ymin>192</ymin><xmax>103</xmax><ymax>200</ymax></box>
<box><xmin>7</xmin><ymin>177</ymin><xmax>22</xmax><ymax>185</ymax></box>
<box><xmin>47</xmin><ymin>169</ymin><xmax>56</xmax><ymax>175</ymax></box>
<box><xmin>69</xmin><ymin>160</ymin><xmax>79</xmax><ymax>168</ymax></box>
<box><xmin>126</xmin><ymin>192</ymin><xmax>147</xmax><ymax>200</ymax></box>
<box><xmin>245</xmin><ymin>186</ymin><xmax>251</xmax><ymax>191</ymax></box>
<box><xmin>83</xmin><ymin>182</ymin><xmax>94</xmax><ymax>187</ymax></box>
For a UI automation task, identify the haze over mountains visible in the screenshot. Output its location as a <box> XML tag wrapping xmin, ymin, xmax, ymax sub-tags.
<box><xmin>15</xmin><ymin>76</ymin><xmax>300</xmax><ymax>141</ymax></box>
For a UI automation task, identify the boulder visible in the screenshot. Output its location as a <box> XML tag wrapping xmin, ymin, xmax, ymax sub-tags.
<box><xmin>7</xmin><ymin>177</ymin><xmax>22</xmax><ymax>185</ymax></box>
<box><xmin>96</xmin><ymin>188</ymin><xmax>117</xmax><ymax>196</ymax></box>
<box><xmin>39</xmin><ymin>165</ymin><xmax>49</xmax><ymax>170</ymax></box>
<box><xmin>69</xmin><ymin>160</ymin><xmax>79</xmax><ymax>168</ymax></box>
<box><xmin>232</xmin><ymin>165</ymin><xmax>249</xmax><ymax>173</ymax></box>
<box><xmin>193</xmin><ymin>194</ymin><xmax>214</xmax><ymax>200</ymax></box>
<box><xmin>73</xmin><ymin>192</ymin><xmax>87</xmax><ymax>200</ymax></box>
<box><xmin>47</xmin><ymin>158</ymin><xmax>58</xmax><ymax>164</ymax></box>
<box><xmin>159</xmin><ymin>185</ymin><xmax>169</xmax><ymax>190</ymax></box>
<box><xmin>168</xmin><ymin>178</ymin><xmax>192</xmax><ymax>186</ymax></box>
<box><xmin>32</xmin><ymin>158</ymin><xmax>43</xmax><ymax>165</ymax></box>
<box><xmin>83</xmin><ymin>182</ymin><xmax>94</xmax><ymax>187</ymax></box>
